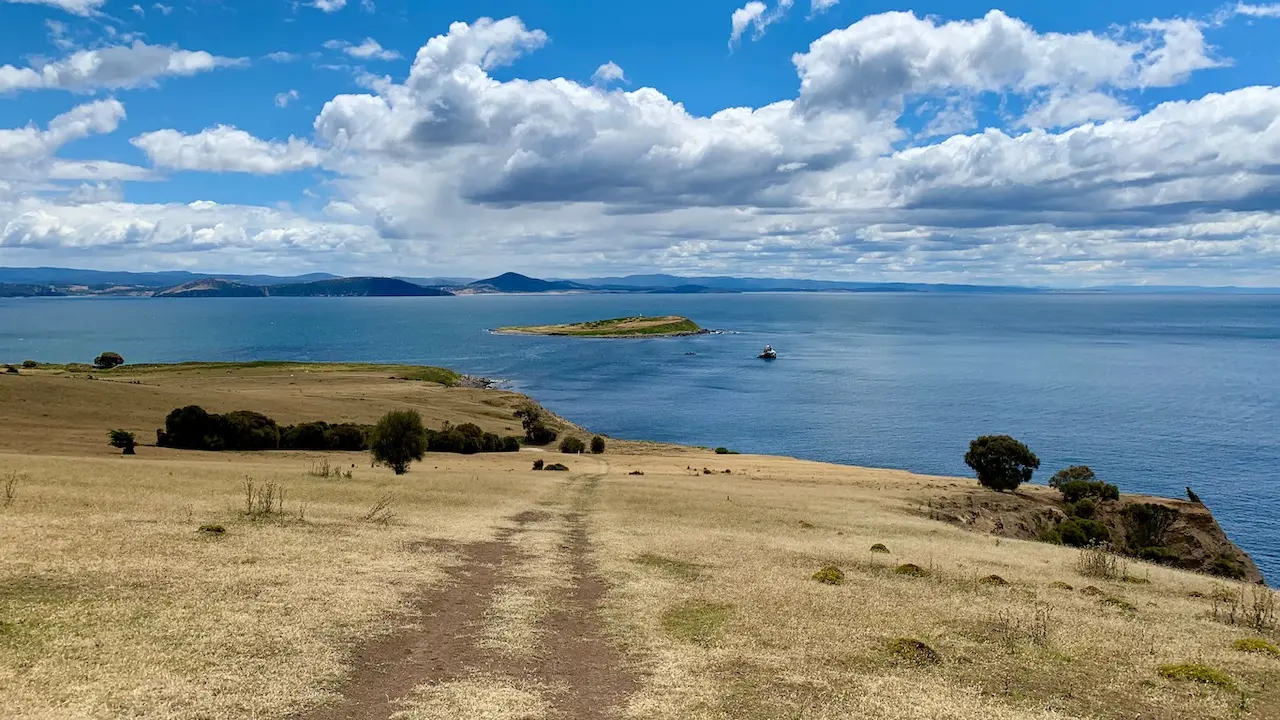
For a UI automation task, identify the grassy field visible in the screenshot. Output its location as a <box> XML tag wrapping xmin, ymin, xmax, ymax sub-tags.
<box><xmin>1</xmin><ymin>364</ymin><xmax>1277</xmax><ymax>719</ymax></box>
<box><xmin>494</xmin><ymin>315</ymin><xmax>704</xmax><ymax>337</ymax></box>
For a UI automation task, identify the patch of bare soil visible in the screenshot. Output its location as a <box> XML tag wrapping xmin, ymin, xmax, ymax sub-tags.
<box><xmin>297</xmin><ymin>473</ymin><xmax>637</xmax><ymax>720</ymax></box>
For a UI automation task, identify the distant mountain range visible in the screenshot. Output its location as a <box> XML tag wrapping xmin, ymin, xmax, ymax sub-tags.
<box><xmin>1</xmin><ymin>267</ymin><xmax>1275</xmax><ymax>298</ymax></box>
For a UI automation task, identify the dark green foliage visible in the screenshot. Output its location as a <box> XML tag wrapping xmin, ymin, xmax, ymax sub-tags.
<box><xmin>964</xmin><ymin>435</ymin><xmax>1040</xmax><ymax>492</ymax></box>
<box><xmin>812</xmin><ymin>566</ymin><xmax>845</xmax><ymax>585</ymax></box>
<box><xmin>4</xmin><ymin>364</ymin><xmax>17</xmax><ymax>374</ymax></box>
<box><xmin>93</xmin><ymin>351</ymin><xmax>124</xmax><ymax>369</ymax></box>
<box><xmin>1135</xmin><ymin>546</ymin><xmax>1180</xmax><ymax>566</ymax></box>
<box><xmin>532</xmin><ymin>459</ymin><xmax>545</xmax><ymax>471</ymax></box>
<box><xmin>1059</xmin><ymin>479</ymin><xmax>1120</xmax><ymax>503</ymax></box>
<box><xmin>1186</xmin><ymin>486</ymin><xmax>1203</xmax><ymax>504</ymax></box>
<box><xmin>281</xmin><ymin>421</ymin><xmax>329</xmax><ymax>450</ymax></box>
<box><xmin>198</xmin><ymin>524</ymin><xmax>225</xmax><ymax>534</ymax></box>
<box><xmin>887</xmin><ymin>638</ymin><xmax>940</xmax><ymax>665</ymax></box>
<box><xmin>1049</xmin><ymin>465</ymin><xmax>1096</xmax><ymax>488</ymax></box>
<box><xmin>158</xmin><ymin>405</ymin><xmax>224</xmax><ymax>450</ymax></box>
<box><xmin>870</xmin><ymin>543</ymin><xmax>890</xmax><ymax>554</ymax></box>
<box><xmin>220</xmin><ymin>410</ymin><xmax>280</xmax><ymax>451</ymax></box>
<box><xmin>1157</xmin><ymin>663</ymin><xmax>1235</xmax><ymax>689</ymax></box>
<box><xmin>1123</xmin><ymin>503</ymin><xmax>1177</xmax><ymax>550</ymax></box>
<box><xmin>714</xmin><ymin>447</ymin><xmax>740</xmax><ymax>455</ymax></box>
<box><xmin>324</xmin><ymin>423</ymin><xmax>370</xmax><ymax>451</ymax></box>
<box><xmin>560</xmin><ymin>436</ymin><xmax>586</xmax><ymax>454</ymax></box>
<box><xmin>591</xmin><ymin>435</ymin><xmax>606</xmax><ymax>454</ymax></box>
<box><xmin>1058</xmin><ymin>517</ymin><xmax>1111</xmax><ymax>547</ymax></box>
<box><xmin>895</xmin><ymin>563</ymin><xmax>929</xmax><ymax>578</ymax></box>
<box><xmin>514</xmin><ymin>401</ymin><xmax>558</xmax><ymax>445</ymax></box>
<box><xmin>21</xmin><ymin>360</ymin><xmax>37</xmax><ymax>369</ymax></box>
<box><xmin>1210</xmin><ymin>555</ymin><xmax>1247</xmax><ymax>580</ymax></box>
<box><xmin>543</xmin><ymin>462</ymin><xmax>569</xmax><ymax>471</ymax></box>
<box><xmin>1068</xmin><ymin>497</ymin><xmax>1097</xmax><ymax>518</ymax></box>
<box><xmin>424</xmin><ymin>422</ymin><xmax>519</xmax><ymax>454</ymax></box>
<box><xmin>108</xmin><ymin>429</ymin><xmax>136</xmax><ymax>455</ymax></box>
<box><xmin>979</xmin><ymin>574</ymin><xmax>1009</xmax><ymax>586</ymax></box>
<box><xmin>370</xmin><ymin>410</ymin><xmax>427</xmax><ymax>475</ymax></box>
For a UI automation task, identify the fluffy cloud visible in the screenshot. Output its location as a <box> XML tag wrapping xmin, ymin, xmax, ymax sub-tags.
<box><xmin>312</xmin><ymin>0</ymin><xmax>345</xmax><ymax>12</ymax></box>
<box><xmin>1235</xmin><ymin>3</ymin><xmax>1280</xmax><ymax>17</ymax></box>
<box><xmin>792</xmin><ymin>10</ymin><xmax>1222</xmax><ymax>116</ymax></box>
<box><xmin>0</xmin><ymin>41</ymin><xmax>243</xmax><ymax>93</ymax></box>
<box><xmin>591</xmin><ymin>61</ymin><xmax>625</xmax><ymax>86</ymax></box>
<box><xmin>5</xmin><ymin>10</ymin><xmax>1279</xmax><ymax>285</ymax></box>
<box><xmin>131</xmin><ymin>126</ymin><xmax>323</xmax><ymax>174</ymax></box>
<box><xmin>275</xmin><ymin>89</ymin><xmax>300</xmax><ymax>108</ymax></box>
<box><xmin>730</xmin><ymin>0</ymin><xmax>794</xmax><ymax>46</ymax></box>
<box><xmin>324</xmin><ymin>38</ymin><xmax>401</xmax><ymax>61</ymax></box>
<box><xmin>1</xmin><ymin>99</ymin><xmax>125</xmax><ymax>163</ymax></box>
<box><xmin>2</xmin><ymin>0</ymin><xmax>104</xmax><ymax>16</ymax></box>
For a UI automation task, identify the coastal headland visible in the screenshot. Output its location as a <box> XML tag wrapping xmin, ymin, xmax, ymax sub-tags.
<box><xmin>0</xmin><ymin>360</ymin><xmax>1274</xmax><ymax>720</ymax></box>
<box><xmin>493</xmin><ymin>315</ymin><xmax>708</xmax><ymax>337</ymax></box>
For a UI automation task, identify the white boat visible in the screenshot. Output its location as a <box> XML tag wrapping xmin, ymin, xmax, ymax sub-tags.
<box><xmin>758</xmin><ymin>344</ymin><xmax>777</xmax><ymax>360</ymax></box>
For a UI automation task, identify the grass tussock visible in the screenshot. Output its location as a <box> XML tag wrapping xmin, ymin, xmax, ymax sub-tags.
<box><xmin>197</xmin><ymin>523</ymin><xmax>225</xmax><ymax>535</ymax></box>
<box><xmin>886</xmin><ymin>637</ymin><xmax>940</xmax><ymax>665</ymax></box>
<box><xmin>979</xmin><ymin>574</ymin><xmax>1009</xmax><ymax>587</ymax></box>
<box><xmin>633</xmin><ymin>553</ymin><xmax>703</xmax><ymax>581</ymax></box>
<box><xmin>660</xmin><ymin>600</ymin><xmax>733</xmax><ymax>647</ymax></box>
<box><xmin>1233</xmin><ymin>638</ymin><xmax>1280</xmax><ymax>656</ymax></box>
<box><xmin>1074</xmin><ymin>545</ymin><xmax>1127</xmax><ymax>580</ymax></box>
<box><xmin>894</xmin><ymin>563</ymin><xmax>929</xmax><ymax>578</ymax></box>
<box><xmin>1157</xmin><ymin>663</ymin><xmax>1236</xmax><ymax>690</ymax></box>
<box><xmin>361</xmin><ymin>494</ymin><xmax>396</xmax><ymax>525</ymax></box>
<box><xmin>242</xmin><ymin>477</ymin><xmax>285</xmax><ymax>518</ymax></box>
<box><xmin>870</xmin><ymin>543</ymin><xmax>890</xmax><ymax>554</ymax></box>
<box><xmin>1208</xmin><ymin>583</ymin><xmax>1278</xmax><ymax>632</ymax></box>
<box><xmin>1049</xmin><ymin>581</ymin><xmax>1074</xmax><ymax>591</ymax></box>
<box><xmin>811</xmin><ymin>566</ymin><xmax>846</xmax><ymax>585</ymax></box>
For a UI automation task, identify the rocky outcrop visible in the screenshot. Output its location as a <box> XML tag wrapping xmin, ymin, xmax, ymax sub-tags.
<box><xmin>924</xmin><ymin>486</ymin><xmax>1263</xmax><ymax>584</ymax></box>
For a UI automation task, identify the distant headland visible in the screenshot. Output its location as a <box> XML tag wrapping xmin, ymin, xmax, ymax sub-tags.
<box><xmin>494</xmin><ymin>315</ymin><xmax>707</xmax><ymax>338</ymax></box>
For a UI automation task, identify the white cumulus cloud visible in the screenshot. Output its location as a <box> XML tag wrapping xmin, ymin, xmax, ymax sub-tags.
<box><xmin>591</xmin><ymin>61</ymin><xmax>625</xmax><ymax>86</ymax></box>
<box><xmin>324</xmin><ymin>38</ymin><xmax>401</xmax><ymax>61</ymax></box>
<box><xmin>730</xmin><ymin>0</ymin><xmax>794</xmax><ymax>46</ymax></box>
<box><xmin>131</xmin><ymin>126</ymin><xmax>324</xmax><ymax>174</ymax></box>
<box><xmin>0</xmin><ymin>41</ymin><xmax>243</xmax><ymax>94</ymax></box>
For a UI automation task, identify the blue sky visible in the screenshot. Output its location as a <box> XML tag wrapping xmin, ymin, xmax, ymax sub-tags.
<box><xmin>1</xmin><ymin>0</ymin><xmax>1278</xmax><ymax>285</ymax></box>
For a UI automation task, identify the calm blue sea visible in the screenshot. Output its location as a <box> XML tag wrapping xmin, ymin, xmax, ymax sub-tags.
<box><xmin>1</xmin><ymin>293</ymin><xmax>1276</xmax><ymax>580</ymax></box>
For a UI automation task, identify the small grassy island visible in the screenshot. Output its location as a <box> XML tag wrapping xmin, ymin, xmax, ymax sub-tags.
<box><xmin>494</xmin><ymin>315</ymin><xmax>707</xmax><ymax>337</ymax></box>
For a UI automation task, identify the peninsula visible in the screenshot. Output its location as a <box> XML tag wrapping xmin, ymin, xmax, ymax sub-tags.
<box><xmin>494</xmin><ymin>315</ymin><xmax>707</xmax><ymax>337</ymax></box>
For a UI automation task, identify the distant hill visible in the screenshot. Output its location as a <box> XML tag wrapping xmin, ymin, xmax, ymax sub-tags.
<box><xmin>0</xmin><ymin>267</ymin><xmax>337</xmax><ymax>289</ymax></box>
<box><xmin>466</xmin><ymin>272</ymin><xmax>592</xmax><ymax>293</ymax></box>
<box><xmin>156</xmin><ymin>277</ymin><xmax>452</xmax><ymax>298</ymax></box>
<box><xmin>0</xmin><ymin>283</ymin><xmax>66</xmax><ymax>298</ymax></box>
<box><xmin>572</xmin><ymin>273</ymin><xmax>1038</xmax><ymax>293</ymax></box>
<box><xmin>155</xmin><ymin>279</ymin><xmax>266</xmax><ymax>298</ymax></box>
<box><xmin>267</xmin><ymin>277</ymin><xmax>452</xmax><ymax>297</ymax></box>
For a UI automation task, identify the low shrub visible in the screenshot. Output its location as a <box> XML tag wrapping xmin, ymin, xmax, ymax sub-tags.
<box><xmin>93</xmin><ymin>351</ymin><xmax>124</xmax><ymax>369</ymax></box>
<box><xmin>870</xmin><ymin>543</ymin><xmax>891</xmax><ymax>554</ymax></box>
<box><xmin>628</xmin><ymin>470</ymin><xmax>644</xmax><ymax>475</ymax></box>
<box><xmin>1068</xmin><ymin>497</ymin><xmax>1097</xmax><ymax>518</ymax></box>
<box><xmin>107</xmin><ymin>429</ymin><xmax>136</xmax><ymax>455</ymax></box>
<box><xmin>714</xmin><ymin>447</ymin><xmax>740</xmax><ymax>455</ymax></box>
<box><xmin>1233</xmin><ymin>638</ymin><xmax>1280</xmax><ymax>656</ymax></box>
<box><xmin>887</xmin><ymin>638</ymin><xmax>940</xmax><ymax>665</ymax></box>
<box><xmin>1076</xmin><ymin>546</ymin><xmax>1125</xmax><ymax>579</ymax></box>
<box><xmin>1124</xmin><ymin>503</ymin><xmax>1177</xmax><ymax>551</ymax></box>
<box><xmin>1157</xmin><ymin>663</ymin><xmax>1235</xmax><ymax>690</ymax></box>
<box><xmin>1058</xmin><ymin>517</ymin><xmax>1111</xmax><ymax>547</ymax></box>
<box><xmin>198</xmin><ymin>524</ymin><xmax>225</xmax><ymax>534</ymax></box>
<box><xmin>544</xmin><ymin>463</ymin><xmax>569</xmax><ymax>471</ymax></box>
<box><xmin>560</xmin><ymin>436</ymin><xmax>586</xmax><ymax>454</ymax></box>
<box><xmin>1134</xmin><ymin>546</ymin><xmax>1180</xmax><ymax>566</ymax></box>
<box><xmin>979</xmin><ymin>574</ymin><xmax>1009</xmax><ymax>586</ymax></box>
<box><xmin>1059</xmin><ymin>479</ymin><xmax>1120</xmax><ymax>503</ymax></box>
<box><xmin>426</xmin><ymin>422</ymin><xmax>518</xmax><ymax>454</ymax></box>
<box><xmin>591</xmin><ymin>435</ymin><xmax>606</xmax><ymax>454</ymax></box>
<box><xmin>1049</xmin><ymin>581</ymin><xmax>1074</xmax><ymax>591</ymax></box>
<box><xmin>1080</xmin><ymin>585</ymin><xmax>1105</xmax><ymax>596</ymax></box>
<box><xmin>4</xmin><ymin>365</ymin><xmax>17</xmax><ymax>374</ymax></box>
<box><xmin>812</xmin><ymin>566</ymin><xmax>845</xmax><ymax>585</ymax></box>
<box><xmin>532</xmin><ymin>459</ymin><xmax>545</xmax><ymax>470</ymax></box>
<box><xmin>1101</xmin><ymin>596</ymin><xmax>1137</xmax><ymax>612</ymax></box>
<box><xmin>895</xmin><ymin>563</ymin><xmax>929</xmax><ymax>578</ymax></box>
<box><xmin>21</xmin><ymin>360</ymin><xmax>37</xmax><ymax>369</ymax></box>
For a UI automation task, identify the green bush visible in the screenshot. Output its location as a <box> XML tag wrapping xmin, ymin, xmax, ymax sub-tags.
<box><xmin>895</xmin><ymin>563</ymin><xmax>929</xmax><ymax>578</ymax></box>
<box><xmin>93</xmin><ymin>351</ymin><xmax>124</xmax><ymax>369</ymax></box>
<box><xmin>532</xmin><ymin>459</ymin><xmax>545</xmax><ymax>471</ymax></box>
<box><xmin>887</xmin><ymin>638</ymin><xmax>940</xmax><ymax>665</ymax></box>
<box><xmin>1134</xmin><ymin>546</ymin><xmax>1180</xmax><ymax>566</ymax></box>
<box><xmin>221</xmin><ymin>410</ymin><xmax>280</xmax><ymax>451</ymax></box>
<box><xmin>370</xmin><ymin>410</ymin><xmax>427</xmax><ymax>475</ymax></box>
<box><xmin>1124</xmin><ymin>503</ymin><xmax>1177</xmax><ymax>550</ymax></box>
<box><xmin>1068</xmin><ymin>497</ymin><xmax>1097</xmax><ymax>518</ymax></box>
<box><xmin>964</xmin><ymin>435</ymin><xmax>1039</xmax><ymax>492</ymax></box>
<box><xmin>714</xmin><ymin>447</ymin><xmax>740</xmax><ymax>455</ymax></box>
<box><xmin>514</xmin><ymin>401</ymin><xmax>558</xmax><ymax>445</ymax></box>
<box><xmin>812</xmin><ymin>566</ymin><xmax>845</xmax><ymax>585</ymax></box>
<box><xmin>108</xmin><ymin>429</ymin><xmax>136</xmax><ymax>455</ymax></box>
<box><xmin>324</xmin><ymin>423</ymin><xmax>371</xmax><ymax>451</ymax></box>
<box><xmin>544</xmin><ymin>462</ymin><xmax>569</xmax><ymax>471</ymax></box>
<box><xmin>870</xmin><ymin>543</ymin><xmax>891</xmax><ymax>554</ymax></box>
<box><xmin>1058</xmin><ymin>517</ymin><xmax>1111</xmax><ymax>547</ymax></box>
<box><xmin>1049</xmin><ymin>465</ymin><xmax>1096</xmax><ymax>488</ymax></box>
<box><xmin>560</xmin><ymin>436</ymin><xmax>586</xmax><ymax>454</ymax></box>
<box><xmin>1059</xmin><ymin>479</ymin><xmax>1120</xmax><ymax>503</ymax></box>
<box><xmin>21</xmin><ymin>360</ymin><xmax>37</xmax><ymax>369</ymax></box>
<box><xmin>1157</xmin><ymin>663</ymin><xmax>1235</xmax><ymax>689</ymax></box>
<box><xmin>4</xmin><ymin>365</ymin><xmax>17</xmax><ymax>374</ymax></box>
<box><xmin>591</xmin><ymin>435</ymin><xmax>606</xmax><ymax>454</ymax></box>
<box><xmin>282</xmin><ymin>421</ymin><xmax>329</xmax><ymax>450</ymax></box>
<box><xmin>158</xmin><ymin>405</ymin><xmax>223</xmax><ymax>450</ymax></box>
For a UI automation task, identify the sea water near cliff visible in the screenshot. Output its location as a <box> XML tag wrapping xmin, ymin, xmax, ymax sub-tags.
<box><xmin>1</xmin><ymin>292</ymin><xmax>1277</xmax><ymax>580</ymax></box>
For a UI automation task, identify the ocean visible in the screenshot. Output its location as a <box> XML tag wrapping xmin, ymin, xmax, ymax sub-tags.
<box><xmin>2</xmin><ymin>292</ymin><xmax>1276</xmax><ymax>580</ymax></box>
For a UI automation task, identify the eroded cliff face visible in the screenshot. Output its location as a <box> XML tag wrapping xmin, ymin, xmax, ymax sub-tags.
<box><xmin>923</xmin><ymin>486</ymin><xmax>1264</xmax><ymax>585</ymax></box>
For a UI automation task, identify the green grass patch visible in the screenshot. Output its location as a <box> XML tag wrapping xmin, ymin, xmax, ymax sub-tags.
<box><xmin>1233</xmin><ymin>638</ymin><xmax>1280</xmax><ymax>656</ymax></box>
<box><xmin>103</xmin><ymin>361</ymin><xmax>462</xmax><ymax>385</ymax></box>
<box><xmin>812</xmin><ymin>566</ymin><xmax>846</xmax><ymax>585</ymax></box>
<box><xmin>661</xmin><ymin>600</ymin><xmax>734</xmax><ymax>646</ymax></box>
<box><xmin>1157</xmin><ymin>663</ymin><xmax>1235</xmax><ymax>689</ymax></box>
<box><xmin>633</xmin><ymin>553</ymin><xmax>703</xmax><ymax>581</ymax></box>
<box><xmin>895</xmin><ymin>563</ymin><xmax>929</xmax><ymax>578</ymax></box>
<box><xmin>886</xmin><ymin>638</ymin><xmax>940</xmax><ymax>665</ymax></box>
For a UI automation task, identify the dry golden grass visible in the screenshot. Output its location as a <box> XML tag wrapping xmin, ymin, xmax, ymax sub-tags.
<box><xmin>1</xmin><ymin>366</ymin><xmax>1277</xmax><ymax>719</ymax></box>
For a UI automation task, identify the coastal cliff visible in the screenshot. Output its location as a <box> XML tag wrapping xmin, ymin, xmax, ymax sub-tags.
<box><xmin>925</xmin><ymin>486</ymin><xmax>1264</xmax><ymax>584</ymax></box>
